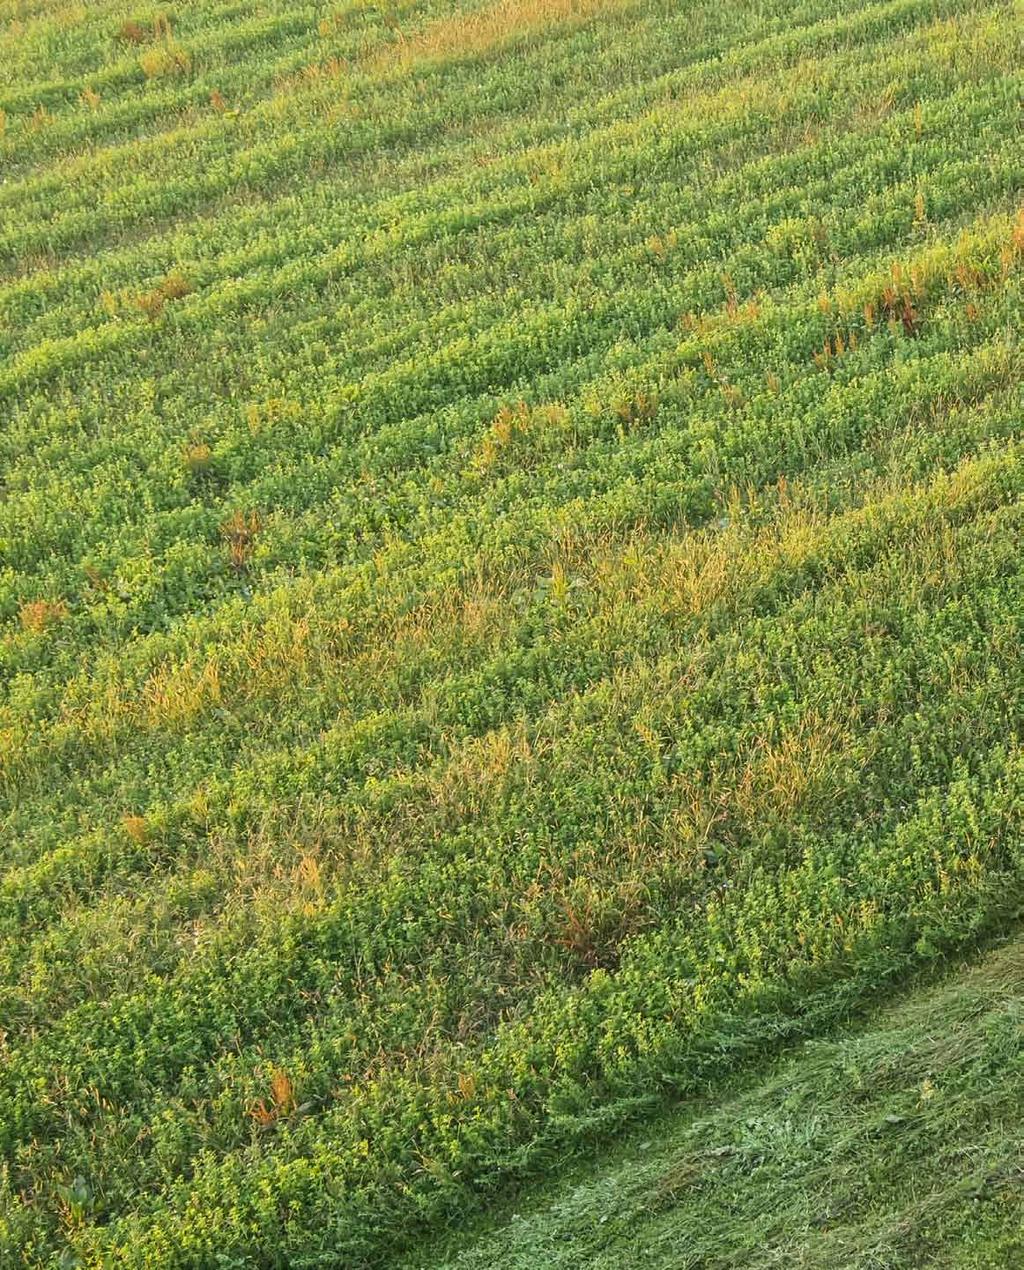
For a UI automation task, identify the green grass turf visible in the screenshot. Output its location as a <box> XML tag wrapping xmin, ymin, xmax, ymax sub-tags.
<box><xmin>1</xmin><ymin>0</ymin><xmax>1023</xmax><ymax>1264</ymax></box>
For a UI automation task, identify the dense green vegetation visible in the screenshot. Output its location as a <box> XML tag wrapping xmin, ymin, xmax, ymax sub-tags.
<box><xmin>1</xmin><ymin>0</ymin><xmax>1022</xmax><ymax>1264</ymax></box>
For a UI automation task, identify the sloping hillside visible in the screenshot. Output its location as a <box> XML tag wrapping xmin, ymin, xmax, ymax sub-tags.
<box><xmin>1</xmin><ymin>0</ymin><xmax>1022</xmax><ymax>1264</ymax></box>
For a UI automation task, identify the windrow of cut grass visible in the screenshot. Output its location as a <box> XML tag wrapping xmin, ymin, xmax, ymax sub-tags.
<box><xmin>422</xmin><ymin>933</ymin><xmax>1024</xmax><ymax>1268</ymax></box>
<box><xmin>2</xmin><ymin>0</ymin><xmax>1024</xmax><ymax>1264</ymax></box>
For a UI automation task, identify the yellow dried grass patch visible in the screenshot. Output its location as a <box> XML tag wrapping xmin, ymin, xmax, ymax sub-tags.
<box><xmin>143</xmin><ymin>658</ymin><xmax>222</xmax><ymax>727</ymax></box>
<box><xmin>733</xmin><ymin>710</ymin><xmax>851</xmax><ymax>824</ymax></box>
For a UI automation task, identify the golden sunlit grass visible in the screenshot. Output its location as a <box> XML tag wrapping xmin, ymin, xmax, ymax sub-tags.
<box><xmin>138</xmin><ymin>40</ymin><xmax>191</xmax><ymax>80</ymax></box>
<box><xmin>732</xmin><ymin>709</ymin><xmax>851</xmax><ymax>825</ymax></box>
<box><xmin>272</xmin><ymin>0</ymin><xmax>624</xmax><ymax>96</ymax></box>
<box><xmin>471</xmin><ymin>400</ymin><xmax>570</xmax><ymax>471</ymax></box>
<box><xmin>367</xmin><ymin>0</ymin><xmax>628</xmax><ymax>74</ymax></box>
<box><xmin>184</xmin><ymin>442</ymin><xmax>213</xmax><ymax>475</ymax></box>
<box><xmin>143</xmin><ymin>658</ymin><xmax>222</xmax><ymax>727</ymax></box>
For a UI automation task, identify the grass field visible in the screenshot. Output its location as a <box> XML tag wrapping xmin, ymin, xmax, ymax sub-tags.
<box><xmin>1</xmin><ymin>0</ymin><xmax>1023</xmax><ymax>1264</ymax></box>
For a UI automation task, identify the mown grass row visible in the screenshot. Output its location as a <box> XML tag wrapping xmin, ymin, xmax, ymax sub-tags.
<box><xmin>422</xmin><ymin>934</ymin><xmax>1024</xmax><ymax>1268</ymax></box>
